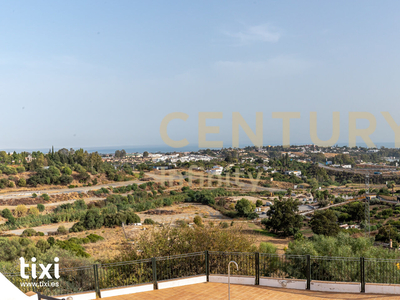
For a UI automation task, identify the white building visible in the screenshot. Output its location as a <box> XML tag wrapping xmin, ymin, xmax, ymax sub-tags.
<box><xmin>206</xmin><ymin>165</ymin><xmax>224</xmax><ymax>175</ymax></box>
<box><xmin>284</xmin><ymin>170</ymin><xmax>302</xmax><ymax>177</ymax></box>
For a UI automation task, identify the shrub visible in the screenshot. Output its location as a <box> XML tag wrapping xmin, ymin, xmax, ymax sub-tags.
<box><xmin>32</xmin><ymin>193</ymin><xmax>37</xmax><ymax>198</ymax></box>
<box><xmin>17</xmin><ymin>178</ymin><xmax>27</xmax><ymax>187</ymax></box>
<box><xmin>193</xmin><ymin>216</ymin><xmax>203</xmax><ymax>226</ymax></box>
<box><xmin>14</xmin><ymin>205</ymin><xmax>28</xmax><ymax>217</ymax></box>
<box><xmin>17</xmin><ymin>166</ymin><xmax>25</xmax><ymax>173</ymax></box>
<box><xmin>143</xmin><ymin>218</ymin><xmax>155</xmax><ymax>225</ymax></box>
<box><xmin>63</xmin><ymin>167</ymin><xmax>72</xmax><ymax>175</ymax></box>
<box><xmin>2</xmin><ymin>208</ymin><xmax>13</xmax><ymax>219</ymax></box>
<box><xmin>220</xmin><ymin>222</ymin><xmax>229</xmax><ymax>229</ymax></box>
<box><xmin>259</xmin><ymin>242</ymin><xmax>277</xmax><ymax>254</ymax></box>
<box><xmin>42</xmin><ymin>194</ymin><xmax>50</xmax><ymax>201</ymax></box>
<box><xmin>28</xmin><ymin>207</ymin><xmax>40</xmax><ymax>216</ymax></box>
<box><xmin>57</xmin><ymin>225</ymin><xmax>68</xmax><ymax>235</ymax></box>
<box><xmin>74</xmin><ymin>199</ymin><xmax>87</xmax><ymax>210</ymax></box>
<box><xmin>37</xmin><ymin>204</ymin><xmax>45</xmax><ymax>212</ymax></box>
<box><xmin>21</xmin><ymin>228</ymin><xmax>37</xmax><ymax>237</ymax></box>
<box><xmin>87</xmin><ymin>234</ymin><xmax>104</xmax><ymax>243</ymax></box>
<box><xmin>256</xmin><ymin>200</ymin><xmax>263</xmax><ymax>207</ymax></box>
<box><xmin>69</xmin><ymin>223</ymin><xmax>86</xmax><ymax>232</ymax></box>
<box><xmin>47</xmin><ymin>236</ymin><xmax>55</xmax><ymax>246</ymax></box>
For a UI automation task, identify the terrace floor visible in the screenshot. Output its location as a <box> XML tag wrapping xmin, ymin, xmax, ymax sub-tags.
<box><xmin>101</xmin><ymin>282</ymin><xmax>399</xmax><ymax>300</ymax></box>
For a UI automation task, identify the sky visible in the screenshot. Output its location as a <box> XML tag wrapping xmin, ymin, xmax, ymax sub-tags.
<box><xmin>1</xmin><ymin>1</ymin><xmax>400</xmax><ymax>151</ymax></box>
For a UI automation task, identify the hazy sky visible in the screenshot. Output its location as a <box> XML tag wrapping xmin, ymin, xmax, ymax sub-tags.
<box><xmin>1</xmin><ymin>1</ymin><xmax>400</xmax><ymax>151</ymax></box>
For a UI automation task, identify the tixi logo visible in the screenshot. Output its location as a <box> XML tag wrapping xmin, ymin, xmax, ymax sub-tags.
<box><xmin>19</xmin><ymin>257</ymin><xmax>60</xmax><ymax>279</ymax></box>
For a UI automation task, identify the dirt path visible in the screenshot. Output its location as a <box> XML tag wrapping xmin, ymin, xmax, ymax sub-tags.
<box><xmin>136</xmin><ymin>203</ymin><xmax>230</xmax><ymax>225</ymax></box>
<box><xmin>6</xmin><ymin>222</ymin><xmax>76</xmax><ymax>236</ymax></box>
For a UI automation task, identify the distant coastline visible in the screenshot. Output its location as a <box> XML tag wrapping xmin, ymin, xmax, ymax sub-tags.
<box><xmin>0</xmin><ymin>142</ymin><xmax>398</xmax><ymax>154</ymax></box>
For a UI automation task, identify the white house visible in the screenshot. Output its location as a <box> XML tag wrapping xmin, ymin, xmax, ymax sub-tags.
<box><xmin>207</xmin><ymin>165</ymin><xmax>224</xmax><ymax>175</ymax></box>
<box><xmin>284</xmin><ymin>170</ymin><xmax>302</xmax><ymax>177</ymax></box>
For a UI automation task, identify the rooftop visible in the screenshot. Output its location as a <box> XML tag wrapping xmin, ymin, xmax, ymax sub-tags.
<box><xmin>100</xmin><ymin>282</ymin><xmax>399</xmax><ymax>300</ymax></box>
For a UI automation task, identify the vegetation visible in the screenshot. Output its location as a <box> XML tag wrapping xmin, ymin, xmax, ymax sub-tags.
<box><xmin>262</xmin><ymin>198</ymin><xmax>303</xmax><ymax>236</ymax></box>
<box><xmin>310</xmin><ymin>210</ymin><xmax>340</xmax><ymax>236</ymax></box>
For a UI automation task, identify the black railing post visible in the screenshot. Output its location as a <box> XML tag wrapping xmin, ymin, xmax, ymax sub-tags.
<box><xmin>361</xmin><ymin>257</ymin><xmax>365</xmax><ymax>293</ymax></box>
<box><xmin>93</xmin><ymin>264</ymin><xmax>101</xmax><ymax>298</ymax></box>
<box><xmin>306</xmin><ymin>255</ymin><xmax>311</xmax><ymax>290</ymax></box>
<box><xmin>255</xmin><ymin>252</ymin><xmax>260</xmax><ymax>285</ymax></box>
<box><xmin>205</xmin><ymin>250</ymin><xmax>209</xmax><ymax>282</ymax></box>
<box><xmin>152</xmin><ymin>257</ymin><xmax>158</xmax><ymax>290</ymax></box>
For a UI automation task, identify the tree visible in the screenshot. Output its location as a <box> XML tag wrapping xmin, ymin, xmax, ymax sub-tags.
<box><xmin>82</xmin><ymin>209</ymin><xmax>104</xmax><ymax>230</ymax></box>
<box><xmin>376</xmin><ymin>225</ymin><xmax>398</xmax><ymax>243</ymax></box>
<box><xmin>143</xmin><ymin>151</ymin><xmax>149</xmax><ymax>158</ymax></box>
<box><xmin>262</xmin><ymin>198</ymin><xmax>303</xmax><ymax>236</ymax></box>
<box><xmin>63</xmin><ymin>167</ymin><xmax>72</xmax><ymax>175</ymax></box>
<box><xmin>387</xmin><ymin>181</ymin><xmax>396</xmax><ymax>197</ymax></box>
<box><xmin>310</xmin><ymin>210</ymin><xmax>340</xmax><ymax>236</ymax></box>
<box><xmin>36</xmin><ymin>239</ymin><xmax>50</xmax><ymax>253</ymax></box>
<box><xmin>235</xmin><ymin>198</ymin><xmax>256</xmax><ymax>217</ymax></box>
<box><xmin>256</xmin><ymin>200</ymin><xmax>263</xmax><ymax>207</ymax></box>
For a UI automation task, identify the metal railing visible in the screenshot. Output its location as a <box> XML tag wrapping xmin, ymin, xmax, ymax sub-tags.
<box><xmin>4</xmin><ymin>251</ymin><xmax>400</xmax><ymax>297</ymax></box>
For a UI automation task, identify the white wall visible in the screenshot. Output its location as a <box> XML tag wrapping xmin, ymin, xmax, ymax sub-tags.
<box><xmin>100</xmin><ymin>284</ymin><xmax>154</xmax><ymax>298</ymax></box>
<box><xmin>209</xmin><ymin>275</ymin><xmax>255</xmax><ymax>285</ymax></box>
<box><xmin>259</xmin><ymin>278</ymin><xmax>307</xmax><ymax>290</ymax></box>
<box><xmin>310</xmin><ymin>281</ymin><xmax>361</xmax><ymax>293</ymax></box>
<box><xmin>365</xmin><ymin>284</ymin><xmax>400</xmax><ymax>294</ymax></box>
<box><xmin>158</xmin><ymin>276</ymin><xmax>207</xmax><ymax>289</ymax></box>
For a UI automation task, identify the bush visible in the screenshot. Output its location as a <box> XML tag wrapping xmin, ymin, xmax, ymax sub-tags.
<box><xmin>63</xmin><ymin>167</ymin><xmax>72</xmax><ymax>175</ymax></box>
<box><xmin>220</xmin><ymin>222</ymin><xmax>229</xmax><ymax>229</ymax></box>
<box><xmin>57</xmin><ymin>225</ymin><xmax>68</xmax><ymax>235</ymax></box>
<box><xmin>32</xmin><ymin>193</ymin><xmax>37</xmax><ymax>198</ymax></box>
<box><xmin>21</xmin><ymin>228</ymin><xmax>37</xmax><ymax>237</ymax></box>
<box><xmin>143</xmin><ymin>218</ymin><xmax>155</xmax><ymax>225</ymax></box>
<box><xmin>14</xmin><ymin>205</ymin><xmax>28</xmax><ymax>217</ymax></box>
<box><xmin>69</xmin><ymin>222</ymin><xmax>86</xmax><ymax>232</ymax></box>
<box><xmin>256</xmin><ymin>200</ymin><xmax>263</xmax><ymax>207</ymax></box>
<box><xmin>17</xmin><ymin>166</ymin><xmax>25</xmax><ymax>173</ymax></box>
<box><xmin>87</xmin><ymin>233</ymin><xmax>104</xmax><ymax>243</ymax></box>
<box><xmin>17</xmin><ymin>178</ymin><xmax>26</xmax><ymax>187</ymax></box>
<box><xmin>2</xmin><ymin>208</ymin><xmax>13</xmax><ymax>219</ymax></box>
<box><xmin>42</xmin><ymin>193</ymin><xmax>50</xmax><ymax>201</ymax></box>
<box><xmin>28</xmin><ymin>207</ymin><xmax>40</xmax><ymax>216</ymax></box>
<box><xmin>37</xmin><ymin>204</ymin><xmax>45</xmax><ymax>212</ymax></box>
<box><xmin>259</xmin><ymin>242</ymin><xmax>277</xmax><ymax>254</ymax></box>
<box><xmin>193</xmin><ymin>216</ymin><xmax>203</xmax><ymax>226</ymax></box>
<box><xmin>74</xmin><ymin>199</ymin><xmax>87</xmax><ymax>210</ymax></box>
<box><xmin>47</xmin><ymin>236</ymin><xmax>55</xmax><ymax>246</ymax></box>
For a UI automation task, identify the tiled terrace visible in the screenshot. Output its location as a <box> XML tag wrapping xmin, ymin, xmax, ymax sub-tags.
<box><xmin>100</xmin><ymin>282</ymin><xmax>400</xmax><ymax>300</ymax></box>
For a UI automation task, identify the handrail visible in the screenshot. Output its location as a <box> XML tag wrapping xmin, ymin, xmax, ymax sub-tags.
<box><xmin>228</xmin><ymin>261</ymin><xmax>238</xmax><ymax>300</ymax></box>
